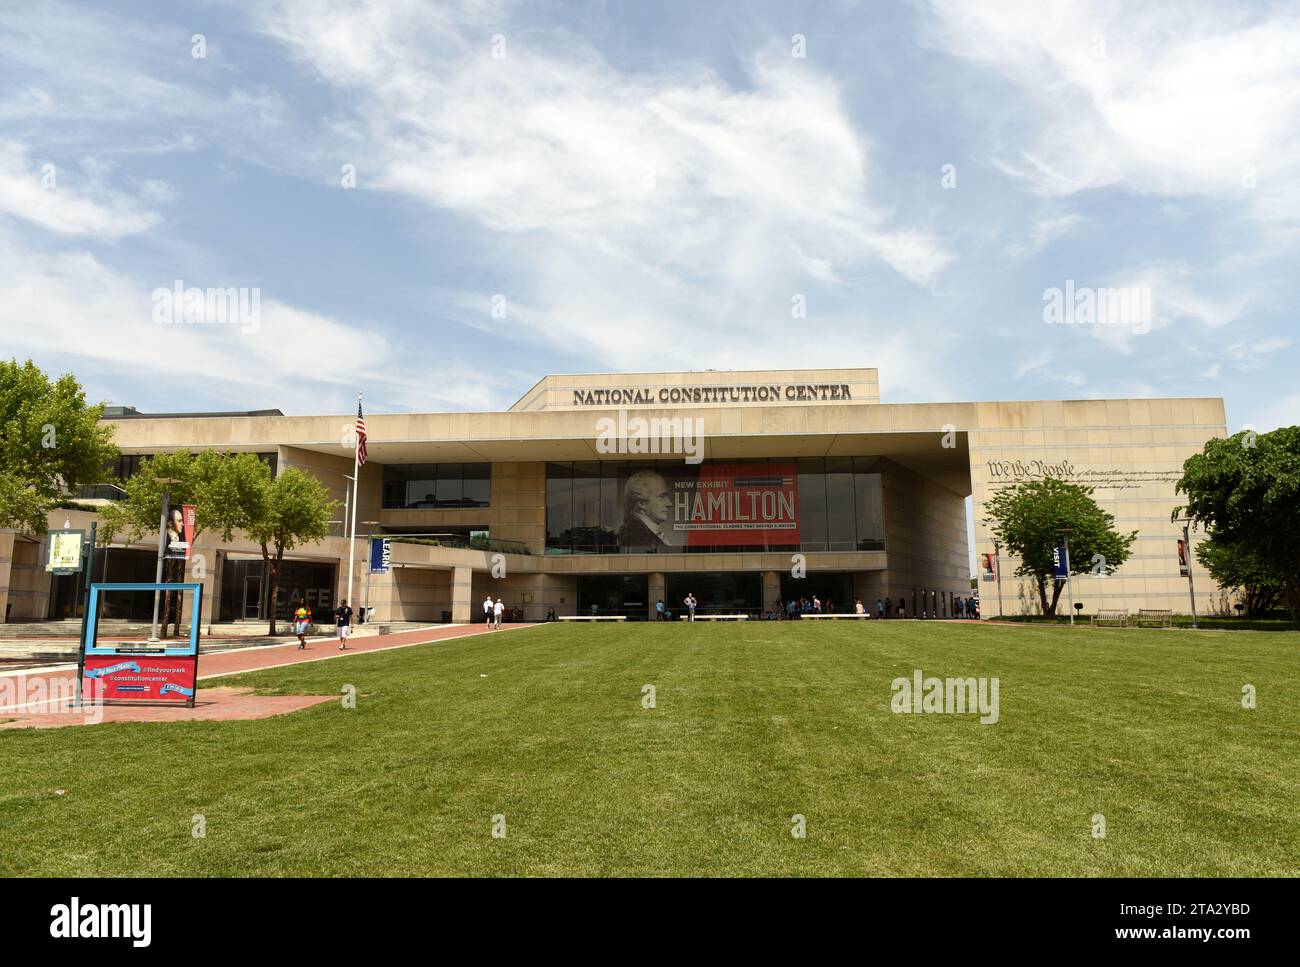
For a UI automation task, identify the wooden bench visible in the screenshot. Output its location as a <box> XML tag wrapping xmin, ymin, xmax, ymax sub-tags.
<box><xmin>1135</xmin><ymin>609</ymin><xmax>1173</xmax><ymax>628</ymax></box>
<box><xmin>800</xmin><ymin>613</ymin><xmax>871</xmax><ymax>619</ymax></box>
<box><xmin>695</xmin><ymin>614</ymin><xmax>749</xmax><ymax>621</ymax></box>
<box><xmin>1091</xmin><ymin>609</ymin><xmax>1128</xmax><ymax>627</ymax></box>
<box><xmin>558</xmin><ymin>615</ymin><xmax>627</xmax><ymax>622</ymax></box>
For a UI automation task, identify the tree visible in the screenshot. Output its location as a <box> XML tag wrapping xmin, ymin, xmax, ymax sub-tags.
<box><xmin>1194</xmin><ymin>536</ymin><xmax>1284</xmax><ymax>617</ymax></box>
<box><xmin>984</xmin><ymin>477</ymin><xmax>1137</xmax><ymax>616</ymax></box>
<box><xmin>0</xmin><ymin>359</ymin><xmax>118</xmax><ymax>534</ymax></box>
<box><xmin>1175</xmin><ymin>427</ymin><xmax>1300</xmax><ymax>622</ymax></box>
<box><xmin>99</xmin><ymin>450</ymin><xmax>272</xmax><ymax>635</ymax></box>
<box><xmin>245</xmin><ymin>468</ymin><xmax>335</xmax><ymax>635</ymax></box>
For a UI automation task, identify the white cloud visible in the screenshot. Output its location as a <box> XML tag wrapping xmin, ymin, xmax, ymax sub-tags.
<box><xmin>924</xmin><ymin>1</ymin><xmax>1300</xmax><ymax>222</ymax></box>
<box><xmin>257</xmin><ymin>0</ymin><xmax>951</xmax><ymax>382</ymax></box>
<box><xmin>0</xmin><ymin>226</ymin><xmax>488</xmax><ymax>414</ymax></box>
<box><xmin>1005</xmin><ymin>212</ymin><xmax>1086</xmax><ymax>258</ymax></box>
<box><xmin>0</xmin><ymin>140</ymin><xmax>162</xmax><ymax>239</ymax></box>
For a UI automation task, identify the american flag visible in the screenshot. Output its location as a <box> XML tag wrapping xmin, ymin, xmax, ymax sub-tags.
<box><xmin>356</xmin><ymin>399</ymin><xmax>367</xmax><ymax>466</ymax></box>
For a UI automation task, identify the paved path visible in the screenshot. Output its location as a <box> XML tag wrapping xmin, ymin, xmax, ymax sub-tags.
<box><xmin>0</xmin><ymin>622</ymin><xmax>534</xmax><ymax>728</ymax></box>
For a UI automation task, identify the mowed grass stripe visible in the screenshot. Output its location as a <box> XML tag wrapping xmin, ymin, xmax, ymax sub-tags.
<box><xmin>1</xmin><ymin>621</ymin><xmax>1296</xmax><ymax>876</ymax></box>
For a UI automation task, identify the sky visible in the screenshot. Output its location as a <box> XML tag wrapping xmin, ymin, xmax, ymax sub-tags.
<box><xmin>1</xmin><ymin>0</ymin><xmax>1297</xmax><ymax>434</ymax></box>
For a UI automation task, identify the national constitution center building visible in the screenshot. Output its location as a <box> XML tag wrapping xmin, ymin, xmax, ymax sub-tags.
<box><xmin>1</xmin><ymin>369</ymin><xmax>1228</xmax><ymax>625</ymax></box>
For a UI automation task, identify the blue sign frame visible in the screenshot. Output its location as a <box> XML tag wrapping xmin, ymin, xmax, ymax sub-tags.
<box><xmin>84</xmin><ymin>582</ymin><xmax>203</xmax><ymax>656</ymax></box>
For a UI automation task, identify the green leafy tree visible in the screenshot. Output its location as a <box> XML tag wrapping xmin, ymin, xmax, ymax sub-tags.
<box><xmin>245</xmin><ymin>467</ymin><xmax>335</xmax><ymax>635</ymax></box>
<box><xmin>1194</xmin><ymin>537</ymin><xmax>1284</xmax><ymax>617</ymax></box>
<box><xmin>99</xmin><ymin>451</ymin><xmax>273</xmax><ymax>635</ymax></box>
<box><xmin>0</xmin><ymin>359</ymin><xmax>118</xmax><ymax>533</ymax></box>
<box><xmin>1176</xmin><ymin>427</ymin><xmax>1300</xmax><ymax>622</ymax></box>
<box><xmin>984</xmin><ymin>477</ymin><xmax>1137</xmax><ymax>616</ymax></box>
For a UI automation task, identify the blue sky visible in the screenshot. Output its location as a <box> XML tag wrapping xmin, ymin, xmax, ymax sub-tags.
<box><xmin>1</xmin><ymin>0</ymin><xmax>1297</xmax><ymax>434</ymax></box>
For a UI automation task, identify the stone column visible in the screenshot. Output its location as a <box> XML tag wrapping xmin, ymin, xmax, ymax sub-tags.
<box><xmin>450</xmin><ymin>565</ymin><xmax>473</xmax><ymax>623</ymax></box>
<box><xmin>648</xmin><ymin>571</ymin><xmax>664</xmax><ymax>620</ymax></box>
<box><xmin>0</xmin><ymin>531</ymin><xmax>14</xmax><ymax>623</ymax></box>
<box><xmin>762</xmin><ymin>570</ymin><xmax>781</xmax><ymax>614</ymax></box>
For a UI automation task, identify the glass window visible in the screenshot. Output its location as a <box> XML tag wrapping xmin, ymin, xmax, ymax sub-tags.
<box><xmin>853</xmin><ymin>457</ymin><xmax>884</xmax><ymax>551</ymax></box>
<box><xmin>571</xmin><ymin>462</ymin><xmax>601</xmax><ymax>553</ymax></box>
<box><xmin>462</xmin><ymin>464</ymin><xmax>491</xmax><ymax>507</ymax></box>
<box><xmin>403</xmin><ymin>465</ymin><xmax>438</xmax><ymax>508</ymax></box>
<box><xmin>796</xmin><ymin>458</ymin><xmax>828</xmax><ymax>551</ymax></box>
<box><xmin>824</xmin><ymin>457</ymin><xmax>856</xmax><ymax>552</ymax></box>
<box><xmin>599</xmin><ymin>462</ymin><xmax>622</xmax><ymax>552</ymax></box>
<box><xmin>545</xmin><ymin>462</ymin><xmax>573</xmax><ymax>551</ymax></box>
<box><xmin>435</xmin><ymin>463</ymin><xmax>463</xmax><ymax>507</ymax></box>
<box><xmin>383</xmin><ymin>465</ymin><xmax>408</xmax><ymax>508</ymax></box>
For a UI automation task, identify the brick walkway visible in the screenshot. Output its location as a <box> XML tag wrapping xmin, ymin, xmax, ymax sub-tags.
<box><xmin>0</xmin><ymin>622</ymin><xmax>533</xmax><ymax>729</ymax></box>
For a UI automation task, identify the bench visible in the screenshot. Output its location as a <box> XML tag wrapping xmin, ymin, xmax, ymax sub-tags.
<box><xmin>800</xmin><ymin>613</ymin><xmax>870</xmax><ymax>620</ymax></box>
<box><xmin>694</xmin><ymin>614</ymin><xmax>749</xmax><ymax>621</ymax></box>
<box><xmin>1135</xmin><ymin>609</ymin><xmax>1173</xmax><ymax>628</ymax></box>
<box><xmin>558</xmin><ymin>615</ymin><xmax>626</xmax><ymax>622</ymax></box>
<box><xmin>1091</xmin><ymin>609</ymin><xmax>1128</xmax><ymax>627</ymax></box>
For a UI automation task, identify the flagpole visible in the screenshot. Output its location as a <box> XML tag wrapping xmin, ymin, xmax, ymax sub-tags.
<box><xmin>346</xmin><ymin>392</ymin><xmax>361</xmax><ymax>611</ymax></box>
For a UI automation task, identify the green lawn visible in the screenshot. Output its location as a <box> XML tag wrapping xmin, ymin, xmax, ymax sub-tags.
<box><xmin>3</xmin><ymin>621</ymin><xmax>1298</xmax><ymax>876</ymax></box>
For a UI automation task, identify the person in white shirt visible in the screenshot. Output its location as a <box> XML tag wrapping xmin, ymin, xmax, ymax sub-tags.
<box><xmin>493</xmin><ymin>597</ymin><xmax>504</xmax><ymax>630</ymax></box>
<box><xmin>483</xmin><ymin>595</ymin><xmax>494</xmax><ymax>624</ymax></box>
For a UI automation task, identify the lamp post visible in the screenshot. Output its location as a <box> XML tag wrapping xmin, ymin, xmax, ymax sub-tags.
<box><xmin>148</xmin><ymin>477</ymin><xmax>182</xmax><ymax>643</ymax></box>
<box><xmin>980</xmin><ymin>519</ymin><xmax>1004</xmax><ymax>619</ymax></box>
<box><xmin>359</xmin><ymin>522</ymin><xmax>381</xmax><ymax>623</ymax></box>
<box><xmin>1178</xmin><ymin>518</ymin><xmax>1199</xmax><ymax>629</ymax></box>
<box><xmin>1059</xmin><ymin>528</ymin><xmax>1076</xmax><ymax>626</ymax></box>
<box><xmin>99</xmin><ymin>484</ymin><xmax>127</xmax><ymax>583</ymax></box>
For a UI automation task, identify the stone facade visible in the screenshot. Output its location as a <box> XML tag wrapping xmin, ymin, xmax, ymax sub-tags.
<box><xmin>2</xmin><ymin>370</ymin><xmax>1226</xmax><ymax>624</ymax></box>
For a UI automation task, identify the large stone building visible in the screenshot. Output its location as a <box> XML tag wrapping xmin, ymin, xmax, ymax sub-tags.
<box><xmin>0</xmin><ymin>369</ymin><xmax>1228</xmax><ymax>625</ymax></box>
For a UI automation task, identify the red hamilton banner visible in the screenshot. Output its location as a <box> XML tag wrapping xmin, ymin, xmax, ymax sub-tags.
<box><xmin>616</xmin><ymin>462</ymin><xmax>799</xmax><ymax>549</ymax></box>
<box><xmin>679</xmin><ymin>463</ymin><xmax>799</xmax><ymax>547</ymax></box>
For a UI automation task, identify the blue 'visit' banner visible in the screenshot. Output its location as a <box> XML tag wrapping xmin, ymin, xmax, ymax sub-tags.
<box><xmin>370</xmin><ymin>538</ymin><xmax>391</xmax><ymax>574</ymax></box>
<box><xmin>1052</xmin><ymin>544</ymin><xmax>1070</xmax><ymax>580</ymax></box>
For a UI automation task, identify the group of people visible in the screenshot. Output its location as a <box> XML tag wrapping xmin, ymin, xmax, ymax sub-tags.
<box><xmin>291</xmin><ymin>599</ymin><xmax>353</xmax><ymax>650</ymax></box>
<box><xmin>766</xmin><ymin>594</ymin><xmax>981</xmax><ymax>620</ymax></box>
<box><xmin>653</xmin><ymin>594</ymin><xmax>699</xmax><ymax>621</ymax></box>
<box><xmin>481</xmin><ymin>595</ymin><xmax>522</xmax><ymax>628</ymax></box>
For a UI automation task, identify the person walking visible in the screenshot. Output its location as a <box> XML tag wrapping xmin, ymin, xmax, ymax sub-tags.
<box><xmin>876</xmin><ymin>598</ymin><xmax>885</xmax><ymax>620</ymax></box>
<box><xmin>293</xmin><ymin>602</ymin><xmax>312</xmax><ymax>649</ymax></box>
<box><xmin>483</xmin><ymin>594</ymin><xmax>494</xmax><ymax>624</ymax></box>
<box><xmin>656</xmin><ymin>599</ymin><xmax>665</xmax><ymax>621</ymax></box>
<box><xmin>335</xmin><ymin>599</ymin><xmax>353</xmax><ymax>650</ymax></box>
<box><xmin>684</xmin><ymin>593</ymin><xmax>697</xmax><ymax>622</ymax></box>
<box><xmin>493</xmin><ymin>597</ymin><xmax>504</xmax><ymax>630</ymax></box>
